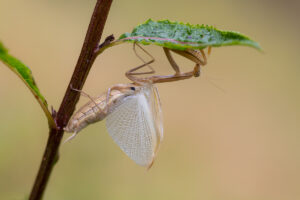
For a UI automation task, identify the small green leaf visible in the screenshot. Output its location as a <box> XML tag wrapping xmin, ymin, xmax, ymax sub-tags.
<box><xmin>0</xmin><ymin>42</ymin><xmax>8</xmax><ymax>54</ymax></box>
<box><xmin>0</xmin><ymin>41</ymin><xmax>55</xmax><ymax>128</ymax></box>
<box><xmin>118</xmin><ymin>19</ymin><xmax>261</xmax><ymax>51</ymax></box>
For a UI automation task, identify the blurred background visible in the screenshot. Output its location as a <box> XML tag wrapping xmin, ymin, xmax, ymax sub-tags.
<box><xmin>0</xmin><ymin>0</ymin><xmax>299</xmax><ymax>199</ymax></box>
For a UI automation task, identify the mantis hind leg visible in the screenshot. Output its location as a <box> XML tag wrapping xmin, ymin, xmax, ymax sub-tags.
<box><xmin>126</xmin><ymin>43</ymin><xmax>156</xmax><ymax>82</ymax></box>
<box><xmin>132</xmin><ymin>43</ymin><xmax>156</xmax><ymax>75</ymax></box>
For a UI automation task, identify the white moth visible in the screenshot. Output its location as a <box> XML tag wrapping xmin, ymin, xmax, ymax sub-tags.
<box><xmin>65</xmin><ymin>83</ymin><xmax>163</xmax><ymax>168</ymax></box>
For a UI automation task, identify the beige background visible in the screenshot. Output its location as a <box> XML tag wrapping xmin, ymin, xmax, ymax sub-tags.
<box><xmin>0</xmin><ymin>0</ymin><xmax>299</xmax><ymax>200</ymax></box>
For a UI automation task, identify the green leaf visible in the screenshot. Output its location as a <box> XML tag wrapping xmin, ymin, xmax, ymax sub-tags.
<box><xmin>118</xmin><ymin>19</ymin><xmax>261</xmax><ymax>51</ymax></box>
<box><xmin>0</xmin><ymin>41</ymin><xmax>55</xmax><ymax>128</ymax></box>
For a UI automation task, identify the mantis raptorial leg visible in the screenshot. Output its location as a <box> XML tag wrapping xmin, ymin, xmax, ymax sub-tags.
<box><xmin>163</xmin><ymin>47</ymin><xmax>180</xmax><ymax>74</ymax></box>
<box><xmin>104</xmin><ymin>84</ymin><xmax>139</xmax><ymax>109</ymax></box>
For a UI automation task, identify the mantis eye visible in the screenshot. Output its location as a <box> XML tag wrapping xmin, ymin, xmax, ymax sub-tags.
<box><xmin>130</xmin><ymin>87</ymin><xmax>136</xmax><ymax>91</ymax></box>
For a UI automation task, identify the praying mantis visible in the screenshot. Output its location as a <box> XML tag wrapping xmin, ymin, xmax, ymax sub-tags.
<box><xmin>64</xmin><ymin>43</ymin><xmax>211</xmax><ymax>167</ymax></box>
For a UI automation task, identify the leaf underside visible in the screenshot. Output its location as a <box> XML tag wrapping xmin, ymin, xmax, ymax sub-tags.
<box><xmin>0</xmin><ymin>41</ymin><xmax>54</xmax><ymax>127</ymax></box>
<box><xmin>119</xmin><ymin>19</ymin><xmax>261</xmax><ymax>51</ymax></box>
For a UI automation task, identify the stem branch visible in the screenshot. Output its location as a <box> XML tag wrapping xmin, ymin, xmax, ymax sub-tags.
<box><xmin>29</xmin><ymin>1</ymin><xmax>113</xmax><ymax>199</ymax></box>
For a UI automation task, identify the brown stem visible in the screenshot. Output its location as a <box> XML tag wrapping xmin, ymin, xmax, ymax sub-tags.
<box><xmin>29</xmin><ymin>0</ymin><xmax>113</xmax><ymax>199</ymax></box>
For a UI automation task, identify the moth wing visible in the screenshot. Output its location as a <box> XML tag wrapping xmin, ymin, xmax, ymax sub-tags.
<box><xmin>105</xmin><ymin>90</ymin><xmax>159</xmax><ymax>167</ymax></box>
<box><xmin>150</xmin><ymin>85</ymin><xmax>163</xmax><ymax>142</ymax></box>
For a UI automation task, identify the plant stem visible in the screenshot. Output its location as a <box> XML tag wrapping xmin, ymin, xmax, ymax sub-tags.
<box><xmin>29</xmin><ymin>0</ymin><xmax>113</xmax><ymax>199</ymax></box>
